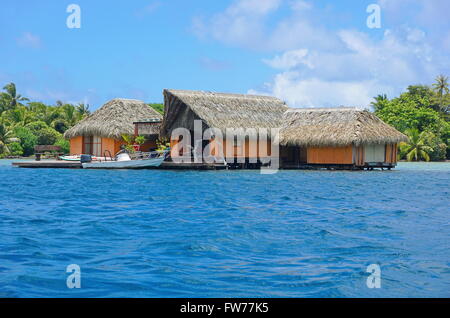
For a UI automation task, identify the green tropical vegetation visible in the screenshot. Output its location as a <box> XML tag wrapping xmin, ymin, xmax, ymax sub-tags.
<box><xmin>0</xmin><ymin>83</ymin><xmax>91</xmax><ymax>158</ymax></box>
<box><xmin>156</xmin><ymin>137</ymin><xmax>171</xmax><ymax>152</ymax></box>
<box><xmin>149</xmin><ymin>103</ymin><xmax>164</xmax><ymax>115</ymax></box>
<box><xmin>1</xmin><ymin>76</ymin><xmax>448</xmax><ymax>162</ymax></box>
<box><xmin>399</xmin><ymin>129</ymin><xmax>433</xmax><ymax>162</ymax></box>
<box><xmin>373</xmin><ymin>75</ymin><xmax>450</xmax><ymax>161</ymax></box>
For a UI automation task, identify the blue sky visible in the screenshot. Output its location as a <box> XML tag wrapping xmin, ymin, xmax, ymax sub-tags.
<box><xmin>1</xmin><ymin>0</ymin><xmax>449</xmax><ymax>110</ymax></box>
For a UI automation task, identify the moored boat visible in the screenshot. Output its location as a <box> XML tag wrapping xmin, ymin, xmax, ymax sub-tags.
<box><xmin>81</xmin><ymin>151</ymin><xmax>167</xmax><ymax>169</ymax></box>
<box><xmin>60</xmin><ymin>155</ymin><xmax>114</xmax><ymax>162</ymax></box>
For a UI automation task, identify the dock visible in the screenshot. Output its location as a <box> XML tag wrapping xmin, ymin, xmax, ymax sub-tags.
<box><xmin>11</xmin><ymin>160</ymin><xmax>392</xmax><ymax>170</ymax></box>
<box><xmin>11</xmin><ymin>160</ymin><xmax>228</xmax><ymax>170</ymax></box>
<box><xmin>12</xmin><ymin>160</ymin><xmax>82</xmax><ymax>168</ymax></box>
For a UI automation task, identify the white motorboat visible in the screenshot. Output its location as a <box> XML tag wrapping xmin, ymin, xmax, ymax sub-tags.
<box><xmin>82</xmin><ymin>151</ymin><xmax>166</xmax><ymax>169</ymax></box>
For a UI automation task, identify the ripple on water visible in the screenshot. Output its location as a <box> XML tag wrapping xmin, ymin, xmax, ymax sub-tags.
<box><xmin>0</xmin><ymin>161</ymin><xmax>449</xmax><ymax>297</ymax></box>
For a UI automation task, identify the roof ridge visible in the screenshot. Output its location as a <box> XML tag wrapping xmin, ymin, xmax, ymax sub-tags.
<box><xmin>165</xmin><ymin>89</ymin><xmax>283</xmax><ymax>101</ymax></box>
<box><xmin>286</xmin><ymin>107</ymin><xmax>359</xmax><ymax>112</ymax></box>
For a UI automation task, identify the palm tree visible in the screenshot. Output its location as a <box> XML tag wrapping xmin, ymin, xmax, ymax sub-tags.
<box><xmin>399</xmin><ymin>128</ymin><xmax>433</xmax><ymax>162</ymax></box>
<box><xmin>0</xmin><ymin>121</ymin><xmax>15</xmax><ymax>155</ymax></box>
<box><xmin>76</xmin><ymin>103</ymin><xmax>90</xmax><ymax>119</ymax></box>
<box><xmin>2</xmin><ymin>83</ymin><xmax>29</xmax><ymax>109</ymax></box>
<box><xmin>432</xmin><ymin>75</ymin><xmax>449</xmax><ymax>112</ymax></box>
<box><xmin>40</xmin><ymin>106</ymin><xmax>61</xmax><ymax>126</ymax></box>
<box><xmin>61</xmin><ymin>104</ymin><xmax>78</xmax><ymax>126</ymax></box>
<box><xmin>5</xmin><ymin>106</ymin><xmax>35</xmax><ymax>128</ymax></box>
<box><xmin>371</xmin><ymin>94</ymin><xmax>388</xmax><ymax>112</ymax></box>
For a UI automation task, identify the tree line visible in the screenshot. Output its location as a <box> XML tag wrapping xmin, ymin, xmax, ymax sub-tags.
<box><xmin>1</xmin><ymin>76</ymin><xmax>449</xmax><ymax>161</ymax></box>
<box><xmin>0</xmin><ymin>83</ymin><xmax>90</xmax><ymax>158</ymax></box>
<box><xmin>0</xmin><ymin>83</ymin><xmax>165</xmax><ymax>158</ymax></box>
<box><xmin>372</xmin><ymin>75</ymin><xmax>450</xmax><ymax>161</ymax></box>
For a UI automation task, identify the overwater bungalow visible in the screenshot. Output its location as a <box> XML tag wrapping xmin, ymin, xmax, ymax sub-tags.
<box><xmin>64</xmin><ymin>98</ymin><xmax>162</xmax><ymax>157</ymax></box>
<box><xmin>161</xmin><ymin>89</ymin><xmax>407</xmax><ymax>170</ymax></box>
<box><xmin>161</xmin><ymin>89</ymin><xmax>288</xmax><ymax>164</ymax></box>
<box><xmin>59</xmin><ymin>90</ymin><xmax>407</xmax><ymax>170</ymax></box>
<box><xmin>280</xmin><ymin>108</ymin><xmax>408</xmax><ymax>169</ymax></box>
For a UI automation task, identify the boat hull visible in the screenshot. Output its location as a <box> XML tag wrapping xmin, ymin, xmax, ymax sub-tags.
<box><xmin>82</xmin><ymin>157</ymin><xmax>165</xmax><ymax>169</ymax></box>
<box><xmin>60</xmin><ymin>155</ymin><xmax>114</xmax><ymax>162</ymax></box>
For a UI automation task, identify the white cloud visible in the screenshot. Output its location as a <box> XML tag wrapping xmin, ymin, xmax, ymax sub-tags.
<box><xmin>192</xmin><ymin>0</ymin><xmax>282</xmax><ymax>50</ymax></box>
<box><xmin>289</xmin><ymin>0</ymin><xmax>312</xmax><ymax>11</ymax></box>
<box><xmin>229</xmin><ymin>0</ymin><xmax>282</xmax><ymax>15</ymax></box>
<box><xmin>135</xmin><ymin>1</ymin><xmax>161</xmax><ymax>18</ymax></box>
<box><xmin>17</xmin><ymin>32</ymin><xmax>42</xmax><ymax>49</ymax></box>
<box><xmin>194</xmin><ymin>0</ymin><xmax>450</xmax><ymax>108</ymax></box>
<box><xmin>250</xmin><ymin>75</ymin><xmax>389</xmax><ymax>109</ymax></box>
<box><xmin>262</xmin><ymin>49</ymin><xmax>312</xmax><ymax>70</ymax></box>
<box><xmin>191</xmin><ymin>0</ymin><xmax>338</xmax><ymax>51</ymax></box>
<box><xmin>257</xmin><ymin>27</ymin><xmax>446</xmax><ymax>107</ymax></box>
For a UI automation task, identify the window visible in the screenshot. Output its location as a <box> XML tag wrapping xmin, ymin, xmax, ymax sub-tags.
<box><xmin>364</xmin><ymin>144</ymin><xmax>385</xmax><ymax>163</ymax></box>
<box><xmin>83</xmin><ymin>136</ymin><xmax>102</xmax><ymax>156</ymax></box>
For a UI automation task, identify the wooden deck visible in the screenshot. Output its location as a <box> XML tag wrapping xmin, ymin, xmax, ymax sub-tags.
<box><xmin>159</xmin><ymin>162</ymin><xmax>228</xmax><ymax>170</ymax></box>
<box><xmin>12</xmin><ymin>160</ymin><xmax>82</xmax><ymax>169</ymax></box>
<box><xmin>12</xmin><ymin>160</ymin><xmax>394</xmax><ymax>170</ymax></box>
<box><xmin>282</xmin><ymin>163</ymin><xmax>395</xmax><ymax>170</ymax></box>
<box><xmin>11</xmin><ymin>160</ymin><xmax>228</xmax><ymax>170</ymax></box>
<box><xmin>12</xmin><ymin>160</ymin><xmax>83</xmax><ymax>169</ymax></box>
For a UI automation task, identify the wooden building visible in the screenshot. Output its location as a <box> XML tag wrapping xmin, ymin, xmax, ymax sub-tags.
<box><xmin>161</xmin><ymin>89</ymin><xmax>288</xmax><ymax>163</ymax></box>
<box><xmin>64</xmin><ymin>98</ymin><xmax>162</xmax><ymax>156</ymax></box>
<box><xmin>279</xmin><ymin>108</ymin><xmax>408</xmax><ymax>169</ymax></box>
<box><xmin>161</xmin><ymin>90</ymin><xmax>407</xmax><ymax>169</ymax></box>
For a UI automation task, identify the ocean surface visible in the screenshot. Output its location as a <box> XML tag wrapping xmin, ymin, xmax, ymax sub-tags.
<box><xmin>0</xmin><ymin>160</ymin><xmax>449</xmax><ymax>298</ymax></box>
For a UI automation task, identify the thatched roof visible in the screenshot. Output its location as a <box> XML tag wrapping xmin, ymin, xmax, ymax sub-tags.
<box><xmin>280</xmin><ymin>108</ymin><xmax>408</xmax><ymax>147</ymax></box>
<box><xmin>64</xmin><ymin>98</ymin><xmax>162</xmax><ymax>139</ymax></box>
<box><xmin>161</xmin><ymin>89</ymin><xmax>288</xmax><ymax>136</ymax></box>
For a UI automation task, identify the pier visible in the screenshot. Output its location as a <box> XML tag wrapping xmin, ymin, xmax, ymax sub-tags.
<box><xmin>11</xmin><ymin>160</ymin><xmax>228</xmax><ymax>170</ymax></box>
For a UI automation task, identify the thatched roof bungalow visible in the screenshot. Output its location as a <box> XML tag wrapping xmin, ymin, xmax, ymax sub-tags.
<box><xmin>161</xmin><ymin>89</ymin><xmax>288</xmax><ymax>136</ymax></box>
<box><xmin>162</xmin><ymin>89</ymin><xmax>406</xmax><ymax>169</ymax></box>
<box><xmin>162</xmin><ymin>89</ymin><xmax>288</xmax><ymax>160</ymax></box>
<box><xmin>279</xmin><ymin>108</ymin><xmax>408</xmax><ymax>168</ymax></box>
<box><xmin>65</xmin><ymin>98</ymin><xmax>162</xmax><ymax>156</ymax></box>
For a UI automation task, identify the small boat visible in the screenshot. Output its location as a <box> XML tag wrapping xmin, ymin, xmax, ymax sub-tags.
<box><xmin>81</xmin><ymin>151</ymin><xmax>167</xmax><ymax>169</ymax></box>
<box><xmin>60</xmin><ymin>155</ymin><xmax>114</xmax><ymax>162</ymax></box>
<box><xmin>60</xmin><ymin>155</ymin><xmax>82</xmax><ymax>161</ymax></box>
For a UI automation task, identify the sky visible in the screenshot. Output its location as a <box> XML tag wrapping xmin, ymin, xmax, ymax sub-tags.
<box><xmin>1</xmin><ymin>0</ymin><xmax>449</xmax><ymax>110</ymax></box>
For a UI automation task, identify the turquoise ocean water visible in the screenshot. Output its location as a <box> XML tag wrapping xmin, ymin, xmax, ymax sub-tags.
<box><xmin>0</xmin><ymin>160</ymin><xmax>449</xmax><ymax>297</ymax></box>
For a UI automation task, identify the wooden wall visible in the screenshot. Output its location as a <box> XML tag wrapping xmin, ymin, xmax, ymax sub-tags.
<box><xmin>212</xmin><ymin>138</ymin><xmax>271</xmax><ymax>159</ymax></box>
<box><xmin>306</xmin><ymin>144</ymin><xmax>397</xmax><ymax>166</ymax></box>
<box><xmin>69</xmin><ymin>136</ymin><xmax>83</xmax><ymax>155</ymax></box>
<box><xmin>354</xmin><ymin>146</ymin><xmax>365</xmax><ymax>166</ymax></box>
<box><xmin>307</xmin><ymin>146</ymin><xmax>353</xmax><ymax>164</ymax></box>
<box><xmin>170</xmin><ymin>137</ymin><xmax>272</xmax><ymax>160</ymax></box>
<box><xmin>385</xmin><ymin>143</ymin><xmax>398</xmax><ymax>164</ymax></box>
<box><xmin>69</xmin><ymin>136</ymin><xmax>125</xmax><ymax>156</ymax></box>
<box><xmin>100</xmin><ymin>138</ymin><xmax>114</xmax><ymax>157</ymax></box>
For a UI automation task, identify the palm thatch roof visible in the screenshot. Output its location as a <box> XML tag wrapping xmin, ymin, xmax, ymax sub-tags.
<box><xmin>280</xmin><ymin>108</ymin><xmax>408</xmax><ymax>147</ymax></box>
<box><xmin>64</xmin><ymin>98</ymin><xmax>162</xmax><ymax>139</ymax></box>
<box><xmin>161</xmin><ymin>89</ymin><xmax>288</xmax><ymax>136</ymax></box>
